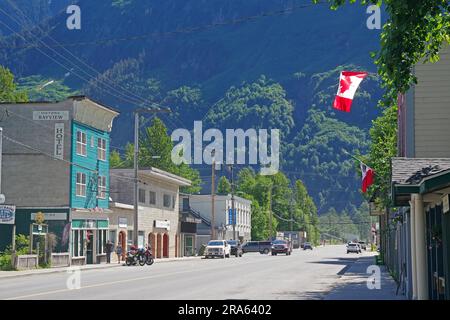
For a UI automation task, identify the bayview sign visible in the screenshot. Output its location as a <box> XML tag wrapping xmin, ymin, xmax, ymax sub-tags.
<box><xmin>0</xmin><ymin>205</ymin><xmax>16</xmax><ymax>224</ymax></box>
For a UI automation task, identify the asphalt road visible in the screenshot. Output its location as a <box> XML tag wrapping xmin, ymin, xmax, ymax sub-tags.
<box><xmin>0</xmin><ymin>245</ymin><xmax>368</xmax><ymax>300</ymax></box>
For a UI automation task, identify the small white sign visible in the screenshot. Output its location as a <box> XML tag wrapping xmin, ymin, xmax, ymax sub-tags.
<box><xmin>118</xmin><ymin>217</ymin><xmax>127</xmax><ymax>228</ymax></box>
<box><xmin>0</xmin><ymin>205</ymin><xmax>16</xmax><ymax>224</ymax></box>
<box><xmin>0</xmin><ymin>194</ymin><xmax>5</xmax><ymax>204</ymax></box>
<box><xmin>31</xmin><ymin>212</ymin><xmax>67</xmax><ymax>221</ymax></box>
<box><xmin>54</xmin><ymin>123</ymin><xmax>64</xmax><ymax>160</ymax></box>
<box><xmin>33</xmin><ymin>111</ymin><xmax>69</xmax><ymax>121</ymax></box>
<box><xmin>155</xmin><ymin>220</ymin><xmax>170</xmax><ymax>230</ymax></box>
<box><xmin>443</xmin><ymin>195</ymin><xmax>449</xmax><ymax>214</ymax></box>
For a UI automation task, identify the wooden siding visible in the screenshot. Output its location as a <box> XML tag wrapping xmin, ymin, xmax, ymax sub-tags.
<box><xmin>414</xmin><ymin>44</ymin><xmax>450</xmax><ymax>157</ymax></box>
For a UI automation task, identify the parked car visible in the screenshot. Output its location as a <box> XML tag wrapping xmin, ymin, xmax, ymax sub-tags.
<box><xmin>303</xmin><ymin>242</ymin><xmax>313</xmax><ymax>250</ymax></box>
<box><xmin>347</xmin><ymin>242</ymin><xmax>361</xmax><ymax>254</ymax></box>
<box><xmin>271</xmin><ymin>239</ymin><xmax>292</xmax><ymax>255</ymax></box>
<box><xmin>227</xmin><ymin>240</ymin><xmax>243</xmax><ymax>257</ymax></box>
<box><xmin>242</xmin><ymin>241</ymin><xmax>272</xmax><ymax>254</ymax></box>
<box><xmin>358</xmin><ymin>241</ymin><xmax>367</xmax><ymax>250</ymax></box>
<box><xmin>205</xmin><ymin>240</ymin><xmax>231</xmax><ymax>259</ymax></box>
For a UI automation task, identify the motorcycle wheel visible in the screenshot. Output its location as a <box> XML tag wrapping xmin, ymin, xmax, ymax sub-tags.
<box><xmin>146</xmin><ymin>257</ymin><xmax>154</xmax><ymax>266</ymax></box>
<box><xmin>138</xmin><ymin>257</ymin><xmax>146</xmax><ymax>266</ymax></box>
<box><xmin>125</xmin><ymin>259</ymin><xmax>132</xmax><ymax>266</ymax></box>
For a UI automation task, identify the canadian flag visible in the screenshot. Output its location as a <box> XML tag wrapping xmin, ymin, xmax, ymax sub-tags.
<box><xmin>360</xmin><ymin>162</ymin><xmax>374</xmax><ymax>193</ymax></box>
<box><xmin>333</xmin><ymin>71</ymin><xmax>368</xmax><ymax>112</ymax></box>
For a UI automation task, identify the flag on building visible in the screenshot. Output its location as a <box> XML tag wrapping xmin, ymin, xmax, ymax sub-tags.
<box><xmin>333</xmin><ymin>71</ymin><xmax>368</xmax><ymax>112</ymax></box>
<box><xmin>360</xmin><ymin>162</ymin><xmax>374</xmax><ymax>193</ymax></box>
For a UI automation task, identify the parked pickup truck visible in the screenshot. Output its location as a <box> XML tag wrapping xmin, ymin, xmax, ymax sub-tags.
<box><xmin>242</xmin><ymin>241</ymin><xmax>272</xmax><ymax>254</ymax></box>
<box><xmin>205</xmin><ymin>240</ymin><xmax>231</xmax><ymax>259</ymax></box>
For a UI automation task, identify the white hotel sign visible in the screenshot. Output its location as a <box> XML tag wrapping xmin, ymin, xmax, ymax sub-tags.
<box><xmin>54</xmin><ymin>123</ymin><xmax>64</xmax><ymax>160</ymax></box>
<box><xmin>33</xmin><ymin>111</ymin><xmax>69</xmax><ymax>121</ymax></box>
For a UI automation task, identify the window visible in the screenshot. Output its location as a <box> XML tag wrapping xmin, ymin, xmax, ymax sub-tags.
<box><xmin>98</xmin><ymin>176</ymin><xmax>106</xmax><ymax>199</ymax></box>
<box><xmin>97</xmin><ymin>138</ymin><xmax>106</xmax><ymax>161</ymax></box>
<box><xmin>172</xmin><ymin>195</ymin><xmax>176</xmax><ymax>209</ymax></box>
<box><xmin>149</xmin><ymin>191</ymin><xmax>156</xmax><ymax>205</ymax></box>
<box><xmin>76</xmin><ymin>131</ymin><xmax>87</xmax><ymax>156</ymax></box>
<box><xmin>163</xmin><ymin>194</ymin><xmax>171</xmax><ymax>208</ymax></box>
<box><xmin>138</xmin><ymin>189</ymin><xmax>146</xmax><ymax>203</ymax></box>
<box><xmin>97</xmin><ymin>230</ymin><xmax>107</xmax><ymax>254</ymax></box>
<box><xmin>76</xmin><ymin>172</ymin><xmax>87</xmax><ymax>197</ymax></box>
<box><xmin>72</xmin><ymin>230</ymin><xmax>84</xmax><ymax>257</ymax></box>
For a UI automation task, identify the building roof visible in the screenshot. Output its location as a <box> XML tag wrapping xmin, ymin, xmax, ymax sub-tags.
<box><xmin>391</xmin><ymin>158</ymin><xmax>450</xmax><ymax>185</ymax></box>
<box><xmin>111</xmin><ymin>167</ymin><xmax>191</xmax><ymax>187</ymax></box>
<box><xmin>189</xmin><ymin>193</ymin><xmax>252</xmax><ymax>205</ymax></box>
<box><xmin>0</xmin><ymin>95</ymin><xmax>120</xmax><ymax>114</ymax></box>
<box><xmin>391</xmin><ymin>158</ymin><xmax>450</xmax><ymax>206</ymax></box>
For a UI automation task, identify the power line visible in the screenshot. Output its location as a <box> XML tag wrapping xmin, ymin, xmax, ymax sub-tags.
<box><xmin>0</xmin><ymin>2</ymin><xmax>325</xmax><ymax>50</ymax></box>
<box><xmin>0</xmin><ymin>2</ymin><xmax>191</xmax><ymax>132</ymax></box>
<box><xmin>3</xmin><ymin>134</ymin><xmax>138</xmax><ymax>183</ymax></box>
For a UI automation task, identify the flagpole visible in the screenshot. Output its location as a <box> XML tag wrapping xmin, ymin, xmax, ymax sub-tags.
<box><xmin>342</xmin><ymin>149</ymin><xmax>370</xmax><ymax>168</ymax></box>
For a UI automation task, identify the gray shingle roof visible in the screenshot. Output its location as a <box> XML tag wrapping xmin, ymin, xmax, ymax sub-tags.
<box><xmin>391</xmin><ymin>158</ymin><xmax>450</xmax><ymax>185</ymax></box>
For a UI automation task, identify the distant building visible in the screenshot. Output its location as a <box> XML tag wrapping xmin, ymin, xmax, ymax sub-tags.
<box><xmin>189</xmin><ymin>194</ymin><xmax>252</xmax><ymax>244</ymax></box>
<box><xmin>0</xmin><ymin>96</ymin><xmax>119</xmax><ymax>265</ymax></box>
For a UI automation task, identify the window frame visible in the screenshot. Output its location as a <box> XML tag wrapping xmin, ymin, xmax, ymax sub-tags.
<box><xmin>138</xmin><ymin>188</ymin><xmax>146</xmax><ymax>204</ymax></box>
<box><xmin>97</xmin><ymin>138</ymin><xmax>107</xmax><ymax>161</ymax></box>
<box><xmin>97</xmin><ymin>175</ymin><xmax>107</xmax><ymax>199</ymax></box>
<box><xmin>163</xmin><ymin>194</ymin><xmax>171</xmax><ymax>208</ymax></box>
<box><xmin>76</xmin><ymin>172</ymin><xmax>87</xmax><ymax>197</ymax></box>
<box><xmin>76</xmin><ymin>130</ymin><xmax>87</xmax><ymax>157</ymax></box>
<box><xmin>149</xmin><ymin>191</ymin><xmax>156</xmax><ymax>205</ymax></box>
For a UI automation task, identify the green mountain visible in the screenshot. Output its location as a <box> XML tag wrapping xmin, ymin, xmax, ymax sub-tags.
<box><xmin>0</xmin><ymin>0</ymin><xmax>384</xmax><ymax>212</ymax></box>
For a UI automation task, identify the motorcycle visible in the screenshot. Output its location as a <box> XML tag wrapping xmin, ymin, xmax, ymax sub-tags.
<box><xmin>125</xmin><ymin>247</ymin><xmax>146</xmax><ymax>266</ymax></box>
<box><xmin>144</xmin><ymin>247</ymin><xmax>154</xmax><ymax>266</ymax></box>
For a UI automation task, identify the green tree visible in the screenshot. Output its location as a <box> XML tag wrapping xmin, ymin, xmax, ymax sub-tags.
<box><xmin>110</xmin><ymin>150</ymin><xmax>123</xmax><ymax>168</ymax></box>
<box><xmin>119</xmin><ymin>117</ymin><xmax>201</xmax><ymax>193</ymax></box>
<box><xmin>217</xmin><ymin>176</ymin><xmax>231</xmax><ymax>195</ymax></box>
<box><xmin>0</xmin><ymin>65</ymin><xmax>28</xmax><ymax>102</ymax></box>
<box><xmin>205</xmin><ymin>75</ymin><xmax>295</xmax><ymax>138</ymax></box>
<box><xmin>365</xmin><ymin>105</ymin><xmax>397</xmax><ymax>207</ymax></box>
<box><xmin>18</xmin><ymin>75</ymin><xmax>76</xmax><ymax>102</ymax></box>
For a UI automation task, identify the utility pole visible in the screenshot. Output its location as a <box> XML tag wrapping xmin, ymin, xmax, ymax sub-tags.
<box><xmin>230</xmin><ymin>165</ymin><xmax>236</xmax><ymax>241</ymax></box>
<box><xmin>133</xmin><ymin>107</ymin><xmax>170</xmax><ymax>247</ymax></box>
<box><xmin>268</xmin><ymin>185</ymin><xmax>273</xmax><ymax>241</ymax></box>
<box><xmin>211</xmin><ymin>150</ymin><xmax>216</xmax><ymax>240</ymax></box>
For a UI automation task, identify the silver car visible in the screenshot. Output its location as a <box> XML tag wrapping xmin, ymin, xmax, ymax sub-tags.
<box><xmin>346</xmin><ymin>242</ymin><xmax>361</xmax><ymax>254</ymax></box>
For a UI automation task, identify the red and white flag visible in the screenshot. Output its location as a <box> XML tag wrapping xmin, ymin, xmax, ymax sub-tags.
<box><xmin>333</xmin><ymin>71</ymin><xmax>368</xmax><ymax>112</ymax></box>
<box><xmin>360</xmin><ymin>162</ymin><xmax>374</xmax><ymax>193</ymax></box>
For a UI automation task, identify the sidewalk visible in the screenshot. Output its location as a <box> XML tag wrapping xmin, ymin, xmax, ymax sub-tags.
<box><xmin>324</xmin><ymin>254</ymin><xmax>407</xmax><ymax>300</ymax></box>
<box><xmin>0</xmin><ymin>256</ymin><xmax>201</xmax><ymax>280</ymax></box>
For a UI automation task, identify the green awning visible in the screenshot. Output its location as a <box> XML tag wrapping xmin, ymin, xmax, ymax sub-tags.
<box><xmin>72</xmin><ymin>219</ymin><xmax>109</xmax><ymax>229</ymax></box>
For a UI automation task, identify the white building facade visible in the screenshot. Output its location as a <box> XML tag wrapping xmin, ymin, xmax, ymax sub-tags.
<box><xmin>189</xmin><ymin>194</ymin><xmax>252</xmax><ymax>242</ymax></box>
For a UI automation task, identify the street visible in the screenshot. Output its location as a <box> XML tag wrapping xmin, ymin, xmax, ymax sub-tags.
<box><xmin>0</xmin><ymin>245</ymin><xmax>374</xmax><ymax>300</ymax></box>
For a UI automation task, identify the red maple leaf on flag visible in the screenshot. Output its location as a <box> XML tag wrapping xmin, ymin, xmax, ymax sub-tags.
<box><xmin>339</xmin><ymin>75</ymin><xmax>352</xmax><ymax>94</ymax></box>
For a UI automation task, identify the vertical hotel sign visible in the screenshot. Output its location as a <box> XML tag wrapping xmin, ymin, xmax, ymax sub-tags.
<box><xmin>54</xmin><ymin>123</ymin><xmax>64</xmax><ymax>159</ymax></box>
<box><xmin>0</xmin><ymin>205</ymin><xmax>16</xmax><ymax>224</ymax></box>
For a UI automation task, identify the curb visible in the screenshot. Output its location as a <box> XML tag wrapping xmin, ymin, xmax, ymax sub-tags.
<box><xmin>0</xmin><ymin>257</ymin><xmax>202</xmax><ymax>280</ymax></box>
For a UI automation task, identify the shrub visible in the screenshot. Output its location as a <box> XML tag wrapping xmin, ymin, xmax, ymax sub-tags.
<box><xmin>198</xmin><ymin>244</ymin><xmax>206</xmax><ymax>256</ymax></box>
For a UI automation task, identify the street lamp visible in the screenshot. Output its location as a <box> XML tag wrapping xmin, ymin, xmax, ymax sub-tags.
<box><xmin>133</xmin><ymin>106</ymin><xmax>171</xmax><ymax>247</ymax></box>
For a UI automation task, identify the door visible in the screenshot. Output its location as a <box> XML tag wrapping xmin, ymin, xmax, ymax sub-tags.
<box><xmin>163</xmin><ymin>233</ymin><xmax>169</xmax><ymax>258</ymax></box>
<box><xmin>86</xmin><ymin>230</ymin><xmax>94</xmax><ymax>264</ymax></box>
<box><xmin>184</xmin><ymin>235</ymin><xmax>194</xmax><ymax>256</ymax></box>
<box><xmin>119</xmin><ymin>231</ymin><xmax>126</xmax><ymax>259</ymax></box>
